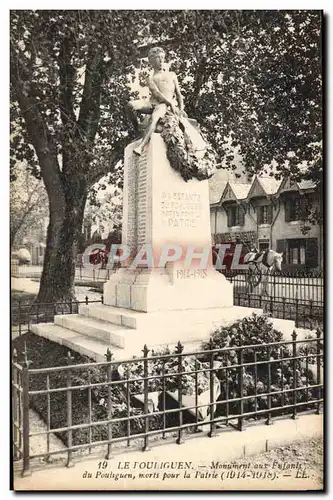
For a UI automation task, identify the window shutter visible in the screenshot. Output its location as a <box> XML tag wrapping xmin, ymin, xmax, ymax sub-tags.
<box><xmin>257</xmin><ymin>207</ymin><xmax>262</xmax><ymax>224</ymax></box>
<box><xmin>276</xmin><ymin>239</ymin><xmax>286</xmax><ymax>255</ymax></box>
<box><xmin>285</xmin><ymin>200</ymin><xmax>291</xmax><ymax>222</ymax></box>
<box><xmin>301</xmin><ymin>197</ymin><xmax>308</xmax><ymax>220</ymax></box>
<box><xmin>305</xmin><ymin>238</ymin><xmax>318</xmax><ymax>268</ymax></box>
<box><xmin>268</xmin><ymin>205</ymin><xmax>273</xmax><ymax>224</ymax></box>
<box><xmin>227</xmin><ymin>207</ymin><xmax>232</xmax><ymax>227</ymax></box>
<box><xmin>239</xmin><ymin>206</ymin><xmax>245</xmax><ymax>226</ymax></box>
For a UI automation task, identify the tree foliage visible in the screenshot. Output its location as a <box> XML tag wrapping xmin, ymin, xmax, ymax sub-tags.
<box><xmin>10</xmin><ymin>162</ymin><xmax>48</xmax><ymax>247</ymax></box>
<box><xmin>10</xmin><ymin>10</ymin><xmax>322</xmax><ymax>302</ymax></box>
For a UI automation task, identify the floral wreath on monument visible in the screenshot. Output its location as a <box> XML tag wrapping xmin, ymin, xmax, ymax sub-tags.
<box><xmin>158</xmin><ymin>111</ymin><xmax>217</xmax><ymax>182</ymax></box>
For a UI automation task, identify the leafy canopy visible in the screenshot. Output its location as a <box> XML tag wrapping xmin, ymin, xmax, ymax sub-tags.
<box><xmin>11</xmin><ymin>10</ymin><xmax>322</xmax><ymax>190</ymax></box>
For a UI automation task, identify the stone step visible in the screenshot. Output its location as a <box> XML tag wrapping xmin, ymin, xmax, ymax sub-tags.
<box><xmin>54</xmin><ymin>314</ymin><xmax>135</xmax><ymax>348</ymax></box>
<box><xmin>30</xmin><ymin>322</ymin><xmax>205</xmax><ymax>362</ymax></box>
<box><xmin>79</xmin><ymin>304</ymin><xmax>131</xmax><ymax>327</ymax></box>
<box><xmin>30</xmin><ymin>323</ymin><xmax>124</xmax><ymax>362</ymax></box>
<box><xmin>29</xmin><ymin>305</ymin><xmax>294</xmax><ymax>363</ymax></box>
<box><xmin>79</xmin><ymin>304</ymin><xmax>263</xmax><ymax>331</ymax></box>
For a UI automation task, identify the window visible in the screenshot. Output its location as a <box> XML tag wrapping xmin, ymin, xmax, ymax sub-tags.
<box><xmin>285</xmin><ymin>197</ymin><xmax>305</xmax><ymax>222</ymax></box>
<box><xmin>286</xmin><ymin>239</ymin><xmax>306</xmax><ymax>265</ymax></box>
<box><xmin>258</xmin><ymin>239</ymin><xmax>270</xmax><ymax>251</ymax></box>
<box><xmin>258</xmin><ymin>205</ymin><xmax>272</xmax><ymax>224</ymax></box>
<box><xmin>227</xmin><ymin>206</ymin><xmax>245</xmax><ymax>227</ymax></box>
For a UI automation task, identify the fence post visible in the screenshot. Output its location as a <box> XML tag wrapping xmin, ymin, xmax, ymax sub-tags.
<box><xmin>238</xmin><ymin>348</ymin><xmax>244</xmax><ymax>431</ymax></box>
<box><xmin>12</xmin><ymin>349</ymin><xmax>19</xmax><ymax>460</ymax></box>
<box><xmin>176</xmin><ymin>341</ymin><xmax>184</xmax><ymax>444</ymax></box>
<box><xmin>292</xmin><ymin>330</ymin><xmax>298</xmax><ymax>420</ymax></box>
<box><xmin>65</xmin><ymin>351</ymin><xmax>75</xmax><ymax>468</ymax></box>
<box><xmin>194</xmin><ymin>359</ymin><xmax>200</xmax><ymax>433</ymax></box>
<box><xmin>309</xmin><ymin>300</ymin><xmax>313</xmax><ymax>323</ymax></box>
<box><xmin>254</xmin><ymin>350</ymin><xmax>258</xmax><ymax>419</ymax></box>
<box><xmin>142</xmin><ymin>344</ymin><xmax>151</xmax><ymax>451</ymax></box>
<box><xmin>270</xmin><ymin>294</ymin><xmax>273</xmax><ymax>316</ymax></box>
<box><xmin>282</xmin><ymin>297</ymin><xmax>286</xmax><ymax>320</ymax></box>
<box><xmin>266</xmin><ymin>346</ymin><xmax>272</xmax><ymax>425</ymax></box>
<box><xmin>105</xmin><ymin>348</ymin><xmax>113</xmax><ymax>459</ymax></box>
<box><xmin>316</xmin><ymin>328</ymin><xmax>322</xmax><ymax>415</ymax></box>
<box><xmin>21</xmin><ymin>345</ymin><xmax>32</xmax><ymax>477</ymax></box>
<box><xmin>208</xmin><ymin>338</ymin><xmax>217</xmax><ymax>438</ymax></box>
<box><xmin>18</xmin><ymin>299</ymin><xmax>22</xmax><ymax>336</ymax></box>
<box><xmin>46</xmin><ymin>374</ymin><xmax>51</xmax><ymax>462</ymax></box>
<box><xmin>295</xmin><ymin>298</ymin><xmax>299</xmax><ymax>328</ymax></box>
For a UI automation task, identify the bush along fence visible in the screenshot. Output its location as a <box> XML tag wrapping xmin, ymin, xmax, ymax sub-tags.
<box><xmin>221</xmin><ymin>269</ymin><xmax>323</xmax><ymax>329</ymax></box>
<box><xmin>12</xmin><ymin>315</ymin><xmax>324</xmax><ymax>477</ymax></box>
<box><xmin>11</xmin><ymin>296</ymin><xmax>104</xmax><ymax>337</ymax></box>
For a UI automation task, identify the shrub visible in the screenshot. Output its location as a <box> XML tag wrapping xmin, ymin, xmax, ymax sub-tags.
<box><xmin>200</xmin><ymin>314</ymin><xmax>319</xmax><ymax>417</ymax></box>
<box><xmin>121</xmin><ymin>346</ymin><xmax>210</xmax><ymax>396</ymax></box>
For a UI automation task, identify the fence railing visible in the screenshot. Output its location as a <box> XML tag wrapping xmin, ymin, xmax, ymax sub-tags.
<box><xmin>234</xmin><ymin>294</ymin><xmax>323</xmax><ymax>330</ymax></box>
<box><xmin>220</xmin><ymin>269</ymin><xmax>323</xmax><ymax>328</ymax></box>
<box><xmin>11</xmin><ymin>296</ymin><xmax>104</xmax><ymax>337</ymax></box>
<box><xmin>222</xmin><ymin>269</ymin><xmax>324</xmax><ymax>304</ymax></box>
<box><xmin>12</xmin><ymin>330</ymin><xmax>324</xmax><ymax>477</ymax></box>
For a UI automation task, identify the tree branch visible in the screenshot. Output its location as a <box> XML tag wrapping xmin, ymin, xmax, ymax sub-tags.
<box><xmin>58</xmin><ymin>36</ymin><xmax>77</xmax><ymax>127</ymax></box>
<box><xmin>87</xmin><ymin>147</ymin><xmax>124</xmax><ymax>187</ymax></box>
<box><xmin>11</xmin><ymin>44</ymin><xmax>65</xmax><ymax>211</ymax></box>
<box><xmin>77</xmin><ymin>48</ymin><xmax>102</xmax><ymax>133</ymax></box>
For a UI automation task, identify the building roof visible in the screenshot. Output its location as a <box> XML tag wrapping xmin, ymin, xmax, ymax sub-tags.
<box><xmin>297</xmin><ymin>179</ymin><xmax>316</xmax><ymax>190</ymax></box>
<box><xmin>257</xmin><ymin>176</ymin><xmax>281</xmax><ymax>195</ymax></box>
<box><xmin>209</xmin><ymin>168</ymin><xmax>229</xmax><ymax>204</ymax></box>
<box><xmin>229</xmin><ymin>182</ymin><xmax>252</xmax><ymax>200</ymax></box>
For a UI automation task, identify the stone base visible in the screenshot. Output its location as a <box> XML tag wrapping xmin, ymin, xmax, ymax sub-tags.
<box><xmin>103</xmin><ymin>266</ymin><xmax>233</xmax><ymax>312</ymax></box>
<box><xmin>30</xmin><ymin>304</ymin><xmax>264</xmax><ymax>362</ymax></box>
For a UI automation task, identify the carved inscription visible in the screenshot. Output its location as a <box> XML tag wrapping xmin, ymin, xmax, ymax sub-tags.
<box><xmin>161</xmin><ymin>192</ymin><xmax>202</xmax><ymax>228</ymax></box>
<box><xmin>176</xmin><ymin>269</ymin><xmax>208</xmax><ymax>279</ymax></box>
<box><xmin>136</xmin><ymin>150</ymin><xmax>148</xmax><ymax>246</ymax></box>
<box><xmin>126</xmin><ymin>153</ymin><xmax>137</xmax><ymax>247</ymax></box>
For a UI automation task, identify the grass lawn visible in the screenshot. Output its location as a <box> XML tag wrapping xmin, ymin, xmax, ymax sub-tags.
<box><xmin>11</xmin><ymin>290</ymin><xmax>37</xmax><ymax>303</ymax></box>
<box><xmin>12</xmin><ymin>333</ymin><xmax>164</xmax><ymax>457</ymax></box>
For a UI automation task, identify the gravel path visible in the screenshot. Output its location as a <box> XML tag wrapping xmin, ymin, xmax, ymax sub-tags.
<box><xmin>233</xmin><ymin>437</ymin><xmax>323</xmax><ymax>488</ymax></box>
<box><xmin>28</xmin><ymin>410</ymin><xmax>67</xmax><ymax>463</ymax></box>
<box><xmin>11</xmin><ymin>278</ymin><xmax>102</xmax><ymax>302</ymax></box>
<box><xmin>17</xmin><ymin>411</ymin><xmax>324</xmax><ymax>490</ymax></box>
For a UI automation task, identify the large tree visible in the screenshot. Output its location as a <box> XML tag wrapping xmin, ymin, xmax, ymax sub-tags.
<box><xmin>10</xmin><ymin>10</ymin><xmax>322</xmax><ymax>303</ymax></box>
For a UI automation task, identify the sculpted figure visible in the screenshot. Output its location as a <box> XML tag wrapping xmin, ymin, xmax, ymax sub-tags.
<box><xmin>129</xmin><ymin>47</ymin><xmax>216</xmax><ymax>181</ymax></box>
<box><xmin>129</xmin><ymin>47</ymin><xmax>185</xmax><ymax>156</ymax></box>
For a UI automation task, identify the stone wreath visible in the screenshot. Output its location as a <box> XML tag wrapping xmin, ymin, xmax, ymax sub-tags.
<box><xmin>159</xmin><ymin>112</ymin><xmax>217</xmax><ymax>182</ymax></box>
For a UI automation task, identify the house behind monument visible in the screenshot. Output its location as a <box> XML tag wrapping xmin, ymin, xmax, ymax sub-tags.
<box><xmin>209</xmin><ymin>168</ymin><xmax>323</xmax><ymax>270</ymax></box>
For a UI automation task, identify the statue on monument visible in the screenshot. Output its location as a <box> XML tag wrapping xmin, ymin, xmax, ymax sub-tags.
<box><xmin>129</xmin><ymin>47</ymin><xmax>217</xmax><ymax>181</ymax></box>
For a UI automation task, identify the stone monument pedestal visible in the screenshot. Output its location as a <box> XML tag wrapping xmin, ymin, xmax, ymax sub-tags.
<box><xmin>104</xmin><ymin>133</ymin><xmax>233</xmax><ymax>313</ymax></box>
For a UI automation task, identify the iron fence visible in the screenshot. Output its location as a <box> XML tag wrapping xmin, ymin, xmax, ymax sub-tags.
<box><xmin>11</xmin><ymin>296</ymin><xmax>104</xmax><ymax>337</ymax></box>
<box><xmin>234</xmin><ymin>294</ymin><xmax>323</xmax><ymax>330</ymax></box>
<box><xmin>222</xmin><ymin>269</ymin><xmax>323</xmax><ymax>304</ymax></box>
<box><xmin>12</xmin><ymin>330</ymin><xmax>323</xmax><ymax>477</ymax></box>
<box><xmin>221</xmin><ymin>269</ymin><xmax>323</xmax><ymax>328</ymax></box>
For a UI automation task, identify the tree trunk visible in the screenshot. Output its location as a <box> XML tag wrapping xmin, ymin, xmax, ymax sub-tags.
<box><xmin>36</xmin><ymin>183</ymin><xmax>87</xmax><ymax>305</ymax></box>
